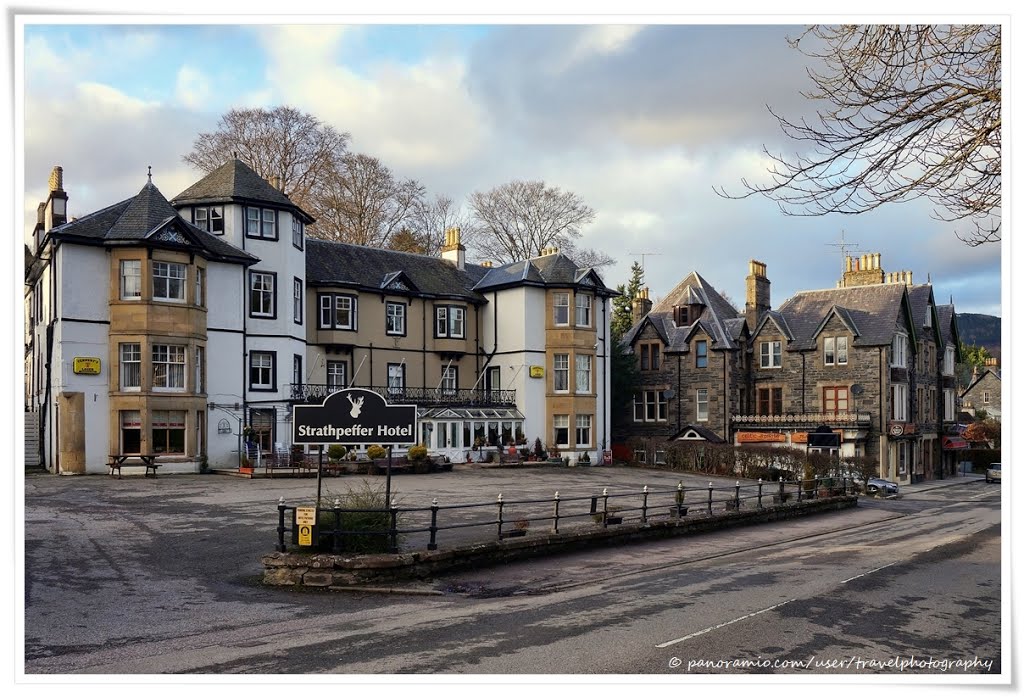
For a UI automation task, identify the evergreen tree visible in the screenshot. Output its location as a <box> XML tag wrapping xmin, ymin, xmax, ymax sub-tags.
<box><xmin>611</xmin><ymin>262</ymin><xmax>645</xmax><ymax>339</ymax></box>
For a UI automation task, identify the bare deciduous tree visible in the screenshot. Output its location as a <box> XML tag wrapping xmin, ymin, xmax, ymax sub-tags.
<box><xmin>466</xmin><ymin>180</ymin><xmax>598</xmax><ymax>265</ymax></box>
<box><xmin>718</xmin><ymin>25</ymin><xmax>1001</xmax><ymax>246</ymax></box>
<box><xmin>184</xmin><ymin>106</ymin><xmax>349</xmax><ymax>217</ymax></box>
<box><xmin>311</xmin><ymin>153</ymin><xmax>426</xmax><ymax>247</ymax></box>
<box><xmin>412</xmin><ymin>194</ymin><xmax>476</xmax><ymax>257</ymax></box>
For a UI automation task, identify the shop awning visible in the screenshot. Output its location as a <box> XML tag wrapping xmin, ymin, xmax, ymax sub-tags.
<box><xmin>942</xmin><ymin>436</ymin><xmax>969</xmax><ymax>450</ymax></box>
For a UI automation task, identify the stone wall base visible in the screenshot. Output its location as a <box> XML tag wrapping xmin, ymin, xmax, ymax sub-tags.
<box><xmin>261</xmin><ymin>496</ymin><xmax>858</xmax><ymax>589</ymax></box>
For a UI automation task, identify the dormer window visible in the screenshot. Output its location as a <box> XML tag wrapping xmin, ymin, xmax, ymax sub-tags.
<box><xmin>194</xmin><ymin>206</ymin><xmax>224</xmax><ymax>234</ymax></box>
<box><xmin>640</xmin><ymin>342</ymin><xmax>661</xmax><ymax>371</ymax></box>
<box><xmin>675</xmin><ymin>306</ymin><xmax>689</xmax><ymax>325</ymax></box>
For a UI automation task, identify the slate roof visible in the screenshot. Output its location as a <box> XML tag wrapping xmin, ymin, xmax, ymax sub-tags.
<box><xmin>171</xmin><ymin>159</ymin><xmax>315</xmax><ymax>224</ymax></box>
<box><xmin>905</xmin><ymin>284</ymin><xmax>942</xmax><ymax>342</ymax></box>
<box><xmin>774</xmin><ymin>284</ymin><xmax>910</xmax><ymax>350</ymax></box>
<box><xmin>622</xmin><ymin>271</ymin><xmax>743</xmax><ymax>351</ymax></box>
<box><xmin>935</xmin><ymin>304</ymin><xmax>959</xmax><ymax>347</ymax></box>
<box><xmin>473</xmin><ymin>252</ymin><xmax>615</xmax><ymax>296</ymax></box>
<box><xmin>305</xmin><ymin>239</ymin><xmax>488</xmax><ymax>302</ymax></box>
<box><xmin>46</xmin><ymin>181</ymin><xmax>257</xmax><ymax>265</ymax></box>
<box><xmin>962</xmin><ymin>367</ymin><xmax>1001</xmax><ymax>395</ymax></box>
<box><xmin>668</xmin><ymin>424</ymin><xmax>727</xmax><ymax>444</ymax></box>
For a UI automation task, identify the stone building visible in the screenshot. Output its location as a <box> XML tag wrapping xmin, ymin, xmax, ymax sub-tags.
<box><xmin>24</xmin><ymin>163</ymin><xmax>616</xmax><ymax>474</ymax></box>
<box><xmin>618</xmin><ymin>253</ymin><xmax>965</xmax><ymax>485</ymax></box>
<box><xmin>961</xmin><ymin>363</ymin><xmax>1001</xmax><ymax>420</ymax></box>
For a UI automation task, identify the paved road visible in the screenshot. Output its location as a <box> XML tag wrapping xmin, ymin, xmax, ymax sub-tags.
<box><xmin>22</xmin><ymin>468</ymin><xmax>1002</xmax><ymax>676</ymax></box>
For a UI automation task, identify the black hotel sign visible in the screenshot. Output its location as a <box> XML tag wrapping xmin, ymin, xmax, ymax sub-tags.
<box><xmin>292</xmin><ymin>388</ymin><xmax>417</xmax><ymax>445</ymax></box>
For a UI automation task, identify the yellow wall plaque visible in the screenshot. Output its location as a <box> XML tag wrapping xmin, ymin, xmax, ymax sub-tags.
<box><xmin>72</xmin><ymin>357</ymin><xmax>101</xmax><ymax>375</ymax></box>
<box><xmin>529</xmin><ymin>366</ymin><xmax>544</xmax><ymax>378</ymax></box>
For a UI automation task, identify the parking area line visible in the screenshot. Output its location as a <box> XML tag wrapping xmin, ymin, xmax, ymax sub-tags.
<box><xmin>655</xmin><ymin>599</ymin><xmax>794</xmax><ymax>648</ymax></box>
<box><xmin>840</xmin><ymin>561</ymin><xmax>898</xmax><ymax>584</ymax></box>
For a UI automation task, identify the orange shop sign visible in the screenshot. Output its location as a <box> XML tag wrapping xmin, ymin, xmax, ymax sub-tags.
<box><xmin>736</xmin><ymin>431</ymin><xmax>786</xmax><ymax>443</ymax></box>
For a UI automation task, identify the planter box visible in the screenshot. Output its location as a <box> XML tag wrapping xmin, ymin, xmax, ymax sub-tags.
<box><xmin>503</xmin><ymin>529</ymin><xmax>527</xmax><ymax>538</ymax></box>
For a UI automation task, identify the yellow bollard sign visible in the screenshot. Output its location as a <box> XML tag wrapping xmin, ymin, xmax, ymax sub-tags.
<box><xmin>296</xmin><ymin>506</ymin><xmax>316</xmax><ymax>546</ymax></box>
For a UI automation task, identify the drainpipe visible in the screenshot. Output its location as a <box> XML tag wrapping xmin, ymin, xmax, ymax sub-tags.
<box><xmin>602</xmin><ymin>296</ymin><xmax>608</xmax><ymax>451</ymax></box>
<box><xmin>422</xmin><ymin>298</ymin><xmax>427</xmax><ymax>389</ymax></box>
<box><xmin>722</xmin><ymin>348</ymin><xmax>727</xmax><ymax>438</ymax></box>
<box><xmin>240</xmin><ymin>223</ymin><xmax>248</xmax><ymax>441</ymax></box>
<box><xmin>801</xmin><ymin>352</ymin><xmax>806</xmax><ymax>413</ymax></box>
<box><xmin>676</xmin><ymin>352</ymin><xmax>682</xmax><ymax>432</ymax></box>
<box><xmin>879</xmin><ymin>346</ymin><xmax>885</xmax><ymax>477</ymax></box>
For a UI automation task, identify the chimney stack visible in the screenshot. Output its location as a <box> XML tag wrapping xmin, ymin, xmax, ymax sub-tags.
<box><xmin>44</xmin><ymin>165</ymin><xmax>68</xmax><ymax>232</ymax></box>
<box><xmin>440</xmin><ymin>227</ymin><xmax>466</xmax><ymax>270</ymax></box>
<box><xmin>632</xmin><ymin>287</ymin><xmax>653</xmax><ymax>325</ymax></box>
<box><xmin>745</xmin><ymin>259</ymin><xmax>770</xmax><ymax>329</ymax></box>
<box><xmin>843</xmin><ymin>251</ymin><xmax>885</xmax><ymax>287</ymax></box>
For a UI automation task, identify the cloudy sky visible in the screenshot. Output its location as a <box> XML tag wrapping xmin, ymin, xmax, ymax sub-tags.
<box><xmin>19</xmin><ymin>14</ymin><xmax>1004</xmax><ymax>316</ymax></box>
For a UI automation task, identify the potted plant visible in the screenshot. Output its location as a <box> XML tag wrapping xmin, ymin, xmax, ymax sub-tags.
<box><xmin>579</xmin><ymin>451</ymin><xmax>591</xmax><ymax>465</ymax></box>
<box><xmin>533</xmin><ymin>438</ymin><xmax>546</xmax><ymax>461</ymax></box>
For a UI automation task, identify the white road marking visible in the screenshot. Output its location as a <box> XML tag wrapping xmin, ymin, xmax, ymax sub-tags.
<box><xmin>840</xmin><ymin>561</ymin><xmax>898</xmax><ymax>584</ymax></box>
<box><xmin>969</xmin><ymin>489</ymin><xmax>998</xmax><ymax>499</ymax></box>
<box><xmin>655</xmin><ymin>599</ymin><xmax>794</xmax><ymax>648</ymax></box>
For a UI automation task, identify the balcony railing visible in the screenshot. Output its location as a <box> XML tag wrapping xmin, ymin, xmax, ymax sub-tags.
<box><xmin>732</xmin><ymin>412</ymin><xmax>872</xmax><ymax>427</ymax></box>
<box><xmin>291</xmin><ymin>384</ymin><xmax>517</xmax><ymax>408</ymax></box>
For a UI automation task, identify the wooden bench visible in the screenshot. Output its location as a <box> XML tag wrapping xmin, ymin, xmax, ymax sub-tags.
<box><xmin>108</xmin><ymin>454</ymin><xmax>160</xmax><ymax>479</ymax></box>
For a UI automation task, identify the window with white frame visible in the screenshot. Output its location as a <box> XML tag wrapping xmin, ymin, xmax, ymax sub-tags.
<box><xmin>634</xmin><ymin>390</ymin><xmax>668</xmax><ymax>422</ymax></box>
<box><xmin>195</xmin><ymin>267</ymin><xmax>204</xmax><ymax>307</ymax></box>
<box><xmin>120</xmin><ymin>260</ymin><xmax>142</xmax><ymax>300</ymax></box>
<box><xmin>554</xmin><ymin>354</ymin><xmax>569</xmax><ymax>392</ymax></box>
<box><xmin>153</xmin><ymin>261</ymin><xmax>186</xmax><ymax>302</ymax></box>
<box><xmin>293</xmin><ymin>278</ymin><xmax>302</xmax><ymax>324</ymax></box>
<box><xmin>435</xmin><ymin>305</ymin><xmax>465</xmax><ymax>338</ymax></box>
<box><xmin>824</xmin><ymin>337</ymin><xmax>849</xmax><ymax>366</ymax></box>
<box><xmin>575</xmin><ymin>414</ymin><xmax>592</xmax><ymax>447</ymax></box>
<box><xmin>152</xmin><ymin>344</ymin><xmax>186</xmax><ymax>390</ymax></box>
<box><xmin>696</xmin><ymin>388</ymin><xmax>709</xmax><ymax>422</ymax></box>
<box><xmin>249</xmin><ymin>351</ymin><xmax>275</xmax><ymax>391</ymax></box>
<box><xmin>891</xmin><ymin>333</ymin><xmax>908</xmax><ymax>368</ymax></box>
<box><xmin>553</xmin><ymin>414</ymin><xmax>570</xmax><ymax>447</ymax></box>
<box><xmin>293</xmin><ymin>355</ymin><xmax>302</xmax><ymax>389</ymax></box>
<box><xmin>319</xmin><ymin>294</ymin><xmax>357</xmax><ymax>330</ymax></box>
<box><xmin>441</xmin><ymin>365</ymin><xmax>458</xmax><ymax>395</ymax></box>
<box><xmin>250</xmin><ymin>272</ymin><xmax>276</xmax><ymax>318</ymax></box>
<box><xmin>760</xmin><ymin>341</ymin><xmax>782</xmax><ymax>368</ymax></box>
<box><xmin>575</xmin><ymin>294</ymin><xmax>592</xmax><ymax>327</ymax></box>
<box><xmin>943</xmin><ymin>389</ymin><xmax>955</xmax><ymax>420</ymax></box>
<box><xmin>152</xmin><ymin>410</ymin><xmax>186</xmax><ymax>454</ymax></box>
<box><xmin>983</xmin><ymin>390</ymin><xmax>990</xmax><ymax>404</ymax></box>
<box><xmin>195</xmin><ymin>346</ymin><xmax>205</xmax><ymax>394</ymax></box>
<box><xmin>553</xmin><ymin>292</ymin><xmax>570</xmax><ymax>325</ymax></box>
<box><xmin>246</xmin><ymin>207</ymin><xmax>277</xmax><ymax>240</ymax></box>
<box><xmin>292</xmin><ymin>217</ymin><xmax>304</xmax><ymax>249</ymax></box>
<box><xmin>943</xmin><ymin>346</ymin><xmax>955</xmax><ymax>376</ymax></box>
<box><xmin>575</xmin><ymin>354</ymin><xmax>592</xmax><ymax>393</ymax></box>
<box><xmin>387</xmin><ymin>362</ymin><xmax>406</xmax><ymax>395</ymax></box>
<box><xmin>326</xmin><ymin>361</ymin><xmax>347</xmax><ymax>390</ymax></box>
<box><xmin>891</xmin><ymin>383</ymin><xmax>908</xmax><ymax>421</ymax></box>
<box><xmin>194</xmin><ymin>206</ymin><xmax>224</xmax><ymax>234</ymax></box>
<box><xmin>120</xmin><ymin>343</ymin><xmax>140</xmax><ymax>391</ymax></box>
<box><xmin>386</xmin><ymin>302</ymin><xmax>406</xmax><ymax>336</ymax></box>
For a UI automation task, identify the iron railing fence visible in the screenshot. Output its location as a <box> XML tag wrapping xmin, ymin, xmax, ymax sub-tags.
<box><xmin>275</xmin><ymin>477</ymin><xmax>852</xmax><ymax>554</ymax></box>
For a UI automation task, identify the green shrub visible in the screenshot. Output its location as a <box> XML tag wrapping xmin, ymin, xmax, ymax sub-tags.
<box><xmin>407</xmin><ymin>444</ymin><xmax>428</xmax><ymax>462</ymax></box>
<box><xmin>316</xmin><ymin>482</ymin><xmax>400</xmax><ymax>554</ymax></box>
<box><xmin>327</xmin><ymin>444</ymin><xmax>347</xmax><ymax>462</ymax></box>
<box><xmin>367</xmin><ymin>444</ymin><xmax>388</xmax><ymax>460</ymax></box>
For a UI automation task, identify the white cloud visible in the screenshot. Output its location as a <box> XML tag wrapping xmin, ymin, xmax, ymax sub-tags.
<box><xmin>175</xmin><ymin>65</ymin><xmax>212</xmax><ymax>110</ymax></box>
<box><xmin>257</xmin><ymin>29</ymin><xmax>489</xmax><ymax>173</ymax></box>
<box><xmin>558</xmin><ymin>25</ymin><xmax>643</xmax><ymax>72</ymax></box>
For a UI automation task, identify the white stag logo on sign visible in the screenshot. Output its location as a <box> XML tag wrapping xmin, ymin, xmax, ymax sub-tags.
<box><xmin>347</xmin><ymin>393</ymin><xmax>365</xmax><ymax>419</ymax></box>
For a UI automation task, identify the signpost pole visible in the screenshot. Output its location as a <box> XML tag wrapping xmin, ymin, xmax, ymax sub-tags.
<box><xmin>385</xmin><ymin>445</ymin><xmax>393</xmax><ymax>513</ymax></box>
<box><xmin>316</xmin><ymin>447</ymin><xmax>324</xmax><ymax>508</ymax></box>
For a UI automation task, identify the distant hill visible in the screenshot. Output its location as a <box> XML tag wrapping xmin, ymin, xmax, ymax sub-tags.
<box><xmin>957</xmin><ymin>313</ymin><xmax>1001</xmax><ymax>361</ymax></box>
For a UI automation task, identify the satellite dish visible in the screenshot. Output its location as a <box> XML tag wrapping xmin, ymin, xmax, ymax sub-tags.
<box><xmin>663</xmin><ymin>389</ymin><xmax>676</xmax><ymax>400</ymax></box>
<box><xmin>850</xmin><ymin>384</ymin><xmax>864</xmax><ymax>395</ymax></box>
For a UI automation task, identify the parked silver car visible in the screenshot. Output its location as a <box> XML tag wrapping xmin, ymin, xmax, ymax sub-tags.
<box><xmin>866</xmin><ymin>477</ymin><xmax>899</xmax><ymax>496</ymax></box>
<box><xmin>986</xmin><ymin>463</ymin><xmax>1002</xmax><ymax>483</ymax></box>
